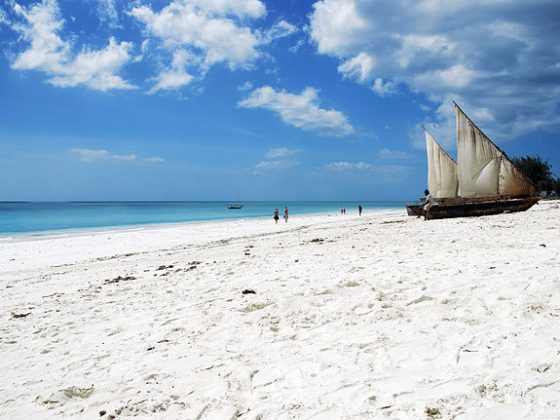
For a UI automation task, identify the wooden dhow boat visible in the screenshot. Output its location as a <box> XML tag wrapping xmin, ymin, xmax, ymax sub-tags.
<box><xmin>407</xmin><ymin>102</ymin><xmax>539</xmax><ymax>220</ymax></box>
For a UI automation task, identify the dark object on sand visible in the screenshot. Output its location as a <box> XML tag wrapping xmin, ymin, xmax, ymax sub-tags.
<box><xmin>242</xmin><ymin>289</ymin><xmax>256</xmax><ymax>295</ymax></box>
<box><xmin>423</xmin><ymin>196</ymin><xmax>539</xmax><ymax>220</ymax></box>
<box><xmin>105</xmin><ymin>275</ymin><xmax>136</xmax><ymax>284</ymax></box>
<box><xmin>405</xmin><ymin>202</ymin><xmax>423</xmax><ymax>216</ymax></box>
<box><xmin>156</xmin><ymin>265</ymin><xmax>174</xmax><ymax>271</ymax></box>
<box><xmin>11</xmin><ymin>311</ymin><xmax>31</xmax><ymax>319</ymax></box>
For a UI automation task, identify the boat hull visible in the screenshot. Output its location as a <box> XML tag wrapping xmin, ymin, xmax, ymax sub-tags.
<box><xmin>424</xmin><ymin>196</ymin><xmax>540</xmax><ymax>220</ymax></box>
<box><xmin>406</xmin><ymin>204</ymin><xmax>423</xmax><ymax>216</ymax></box>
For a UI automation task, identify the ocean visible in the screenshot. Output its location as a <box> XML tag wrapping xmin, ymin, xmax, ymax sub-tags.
<box><xmin>0</xmin><ymin>201</ymin><xmax>407</xmax><ymax>236</ymax></box>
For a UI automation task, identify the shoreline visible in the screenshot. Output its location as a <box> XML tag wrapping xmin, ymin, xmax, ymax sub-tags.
<box><xmin>0</xmin><ymin>209</ymin><xmax>404</xmax><ymax>272</ymax></box>
<box><xmin>0</xmin><ymin>203</ymin><xmax>406</xmax><ymax>239</ymax></box>
<box><xmin>0</xmin><ymin>207</ymin><xmax>402</xmax><ymax>242</ymax></box>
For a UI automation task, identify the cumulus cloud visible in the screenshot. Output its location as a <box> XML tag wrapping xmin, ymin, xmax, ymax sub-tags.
<box><xmin>264</xmin><ymin>147</ymin><xmax>299</xmax><ymax>159</ymax></box>
<box><xmin>372</xmin><ymin>78</ymin><xmax>397</xmax><ymax>97</ymax></box>
<box><xmin>70</xmin><ymin>148</ymin><xmax>136</xmax><ymax>161</ymax></box>
<box><xmin>238</xmin><ymin>86</ymin><xmax>355</xmax><ymax>137</ymax></box>
<box><xmin>8</xmin><ymin>0</ymin><xmax>134</xmax><ymax>91</ymax></box>
<box><xmin>130</xmin><ymin>0</ymin><xmax>265</xmax><ymax>92</ymax></box>
<box><xmin>310</xmin><ymin>0</ymin><xmax>560</xmax><ymax>143</ymax></box>
<box><xmin>338</xmin><ymin>52</ymin><xmax>373</xmax><ymax>83</ymax></box>
<box><xmin>148</xmin><ymin>49</ymin><xmax>193</xmax><ymax>94</ymax></box>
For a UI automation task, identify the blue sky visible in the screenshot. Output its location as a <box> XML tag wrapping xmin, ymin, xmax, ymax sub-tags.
<box><xmin>0</xmin><ymin>0</ymin><xmax>559</xmax><ymax>201</ymax></box>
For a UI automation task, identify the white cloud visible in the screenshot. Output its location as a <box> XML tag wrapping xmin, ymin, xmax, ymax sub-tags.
<box><xmin>255</xmin><ymin>160</ymin><xmax>296</xmax><ymax>170</ymax></box>
<box><xmin>377</xmin><ymin>148</ymin><xmax>411</xmax><ymax>160</ymax></box>
<box><xmin>372</xmin><ymin>78</ymin><xmax>396</xmax><ymax>97</ymax></box>
<box><xmin>238</xmin><ymin>81</ymin><xmax>254</xmax><ymax>92</ymax></box>
<box><xmin>148</xmin><ymin>49</ymin><xmax>193</xmax><ymax>94</ymax></box>
<box><xmin>130</xmin><ymin>0</ymin><xmax>265</xmax><ymax>91</ymax></box>
<box><xmin>238</xmin><ymin>86</ymin><xmax>354</xmax><ymax>137</ymax></box>
<box><xmin>70</xmin><ymin>148</ymin><xmax>136</xmax><ymax>162</ymax></box>
<box><xmin>310</xmin><ymin>0</ymin><xmax>368</xmax><ymax>56</ymax></box>
<box><xmin>0</xmin><ymin>7</ymin><xmax>9</xmax><ymax>25</ymax></box>
<box><xmin>338</xmin><ymin>52</ymin><xmax>374</xmax><ymax>83</ymax></box>
<box><xmin>325</xmin><ymin>161</ymin><xmax>372</xmax><ymax>171</ymax></box>
<box><xmin>260</xmin><ymin>20</ymin><xmax>298</xmax><ymax>44</ymax></box>
<box><xmin>49</xmin><ymin>38</ymin><xmax>135</xmax><ymax>90</ymax></box>
<box><xmin>9</xmin><ymin>0</ymin><xmax>134</xmax><ymax>91</ymax></box>
<box><xmin>289</xmin><ymin>39</ymin><xmax>305</xmax><ymax>53</ymax></box>
<box><xmin>310</xmin><ymin>0</ymin><xmax>560</xmax><ymax>141</ymax></box>
<box><xmin>95</xmin><ymin>0</ymin><xmax>120</xmax><ymax>29</ymax></box>
<box><xmin>264</xmin><ymin>147</ymin><xmax>298</xmax><ymax>159</ymax></box>
<box><xmin>253</xmin><ymin>159</ymin><xmax>297</xmax><ymax>174</ymax></box>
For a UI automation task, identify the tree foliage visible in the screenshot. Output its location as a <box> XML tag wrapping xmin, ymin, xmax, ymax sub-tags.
<box><xmin>510</xmin><ymin>155</ymin><xmax>555</xmax><ymax>193</ymax></box>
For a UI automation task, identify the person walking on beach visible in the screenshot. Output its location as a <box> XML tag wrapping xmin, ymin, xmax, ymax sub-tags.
<box><xmin>283</xmin><ymin>207</ymin><xmax>289</xmax><ymax>223</ymax></box>
<box><xmin>273</xmin><ymin>208</ymin><xmax>279</xmax><ymax>224</ymax></box>
<box><xmin>358</xmin><ymin>205</ymin><xmax>363</xmax><ymax>216</ymax></box>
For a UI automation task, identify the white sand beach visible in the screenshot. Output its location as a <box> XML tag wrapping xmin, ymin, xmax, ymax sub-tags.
<box><xmin>1</xmin><ymin>203</ymin><xmax>560</xmax><ymax>419</ymax></box>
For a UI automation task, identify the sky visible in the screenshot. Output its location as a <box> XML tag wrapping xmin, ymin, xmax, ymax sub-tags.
<box><xmin>0</xmin><ymin>0</ymin><xmax>559</xmax><ymax>201</ymax></box>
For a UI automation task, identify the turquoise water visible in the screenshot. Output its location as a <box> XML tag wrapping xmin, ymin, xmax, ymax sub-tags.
<box><xmin>0</xmin><ymin>201</ymin><xmax>406</xmax><ymax>236</ymax></box>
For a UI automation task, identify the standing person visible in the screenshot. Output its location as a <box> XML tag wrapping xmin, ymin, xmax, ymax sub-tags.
<box><xmin>273</xmin><ymin>208</ymin><xmax>279</xmax><ymax>224</ymax></box>
<box><xmin>283</xmin><ymin>207</ymin><xmax>289</xmax><ymax>223</ymax></box>
<box><xmin>358</xmin><ymin>205</ymin><xmax>363</xmax><ymax>216</ymax></box>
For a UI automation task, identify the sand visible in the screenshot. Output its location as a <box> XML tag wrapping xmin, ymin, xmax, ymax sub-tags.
<box><xmin>1</xmin><ymin>203</ymin><xmax>560</xmax><ymax>419</ymax></box>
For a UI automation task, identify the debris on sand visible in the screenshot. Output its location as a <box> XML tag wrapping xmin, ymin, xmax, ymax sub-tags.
<box><xmin>242</xmin><ymin>289</ymin><xmax>256</xmax><ymax>295</ymax></box>
<box><xmin>11</xmin><ymin>311</ymin><xmax>31</xmax><ymax>319</ymax></box>
<box><xmin>104</xmin><ymin>275</ymin><xmax>136</xmax><ymax>284</ymax></box>
<box><xmin>156</xmin><ymin>265</ymin><xmax>174</xmax><ymax>271</ymax></box>
<box><xmin>186</xmin><ymin>261</ymin><xmax>202</xmax><ymax>271</ymax></box>
<box><xmin>425</xmin><ymin>407</ymin><xmax>441</xmax><ymax>418</ymax></box>
<box><xmin>62</xmin><ymin>385</ymin><xmax>94</xmax><ymax>399</ymax></box>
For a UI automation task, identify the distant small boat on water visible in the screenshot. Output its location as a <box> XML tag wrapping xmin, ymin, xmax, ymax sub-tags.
<box><xmin>227</xmin><ymin>204</ymin><xmax>244</xmax><ymax>210</ymax></box>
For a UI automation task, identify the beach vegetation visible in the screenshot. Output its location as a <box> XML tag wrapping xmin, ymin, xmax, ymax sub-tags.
<box><xmin>511</xmin><ymin>155</ymin><xmax>558</xmax><ymax>195</ymax></box>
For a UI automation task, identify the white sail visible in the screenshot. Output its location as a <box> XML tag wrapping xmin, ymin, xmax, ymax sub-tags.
<box><xmin>456</xmin><ymin>105</ymin><xmax>536</xmax><ymax>198</ymax></box>
<box><xmin>425</xmin><ymin>130</ymin><xmax>458</xmax><ymax>198</ymax></box>
<box><xmin>499</xmin><ymin>158</ymin><xmax>537</xmax><ymax>196</ymax></box>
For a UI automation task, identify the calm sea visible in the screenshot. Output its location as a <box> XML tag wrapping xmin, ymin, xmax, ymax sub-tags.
<box><xmin>0</xmin><ymin>201</ymin><xmax>406</xmax><ymax>236</ymax></box>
